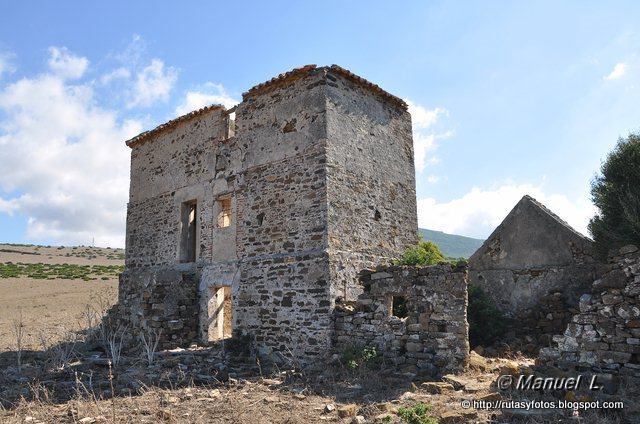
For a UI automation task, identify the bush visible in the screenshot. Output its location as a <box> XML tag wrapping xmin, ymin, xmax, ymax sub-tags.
<box><xmin>395</xmin><ymin>238</ymin><xmax>445</xmax><ymax>266</ymax></box>
<box><xmin>342</xmin><ymin>345</ymin><xmax>377</xmax><ymax>369</ymax></box>
<box><xmin>397</xmin><ymin>402</ymin><xmax>437</xmax><ymax>424</ymax></box>
<box><xmin>589</xmin><ymin>132</ymin><xmax>640</xmax><ymax>257</ymax></box>
<box><xmin>467</xmin><ymin>285</ymin><xmax>506</xmax><ymax>347</ymax></box>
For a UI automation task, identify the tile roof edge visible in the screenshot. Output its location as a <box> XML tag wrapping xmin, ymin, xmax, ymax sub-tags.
<box><xmin>125</xmin><ymin>104</ymin><xmax>227</xmax><ymax>148</ymax></box>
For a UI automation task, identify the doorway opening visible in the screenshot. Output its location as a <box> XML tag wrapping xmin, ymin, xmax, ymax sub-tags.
<box><xmin>208</xmin><ymin>286</ymin><xmax>233</xmax><ymax>341</ymax></box>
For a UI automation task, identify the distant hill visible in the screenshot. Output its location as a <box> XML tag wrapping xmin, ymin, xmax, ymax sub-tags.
<box><xmin>418</xmin><ymin>228</ymin><xmax>485</xmax><ymax>259</ymax></box>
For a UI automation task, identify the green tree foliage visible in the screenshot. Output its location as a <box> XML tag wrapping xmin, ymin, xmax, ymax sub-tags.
<box><xmin>467</xmin><ymin>285</ymin><xmax>506</xmax><ymax>347</ymax></box>
<box><xmin>589</xmin><ymin>132</ymin><xmax>640</xmax><ymax>257</ymax></box>
<box><xmin>395</xmin><ymin>238</ymin><xmax>446</xmax><ymax>266</ymax></box>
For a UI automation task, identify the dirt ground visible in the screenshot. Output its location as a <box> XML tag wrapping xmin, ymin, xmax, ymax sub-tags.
<box><xmin>0</xmin><ymin>244</ymin><xmax>120</xmax><ymax>351</ymax></box>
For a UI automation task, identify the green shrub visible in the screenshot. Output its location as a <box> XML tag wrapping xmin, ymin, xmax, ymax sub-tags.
<box><xmin>467</xmin><ymin>285</ymin><xmax>506</xmax><ymax>347</ymax></box>
<box><xmin>397</xmin><ymin>402</ymin><xmax>437</xmax><ymax>424</ymax></box>
<box><xmin>342</xmin><ymin>345</ymin><xmax>377</xmax><ymax>369</ymax></box>
<box><xmin>395</xmin><ymin>238</ymin><xmax>445</xmax><ymax>266</ymax></box>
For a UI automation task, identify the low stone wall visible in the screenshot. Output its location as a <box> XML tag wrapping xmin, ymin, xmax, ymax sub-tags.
<box><xmin>333</xmin><ymin>263</ymin><xmax>469</xmax><ymax>376</ymax></box>
<box><xmin>540</xmin><ymin>246</ymin><xmax>640</xmax><ymax>382</ymax></box>
<box><xmin>110</xmin><ymin>267</ymin><xmax>200</xmax><ymax>350</ymax></box>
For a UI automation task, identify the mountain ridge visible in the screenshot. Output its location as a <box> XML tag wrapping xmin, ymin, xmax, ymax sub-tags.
<box><xmin>418</xmin><ymin>228</ymin><xmax>485</xmax><ymax>259</ymax></box>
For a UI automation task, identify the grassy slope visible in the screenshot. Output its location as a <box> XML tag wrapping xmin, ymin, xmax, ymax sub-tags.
<box><xmin>419</xmin><ymin>228</ymin><xmax>485</xmax><ymax>259</ymax></box>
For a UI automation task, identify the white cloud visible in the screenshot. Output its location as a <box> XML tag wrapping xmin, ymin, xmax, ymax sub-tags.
<box><xmin>604</xmin><ymin>62</ymin><xmax>626</xmax><ymax>80</ymax></box>
<box><xmin>0</xmin><ymin>49</ymin><xmax>143</xmax><ymax>247</ymax></box>
<box><xmin>128</xmin><ymin>59</ymin><xmax>177</xmax><ymax>108</ymax></box>
<box><xmin>0</xmin><ymin>52</ymin><xmax>16</xmax><ymax>78</ymax></box>
<box><xmin>100</xmin><ymin>67</ymin><xmax>131</xmax><ymax>85</ymax></box>
<box><xmin>47</xmin><ymin>47</ymin><xmax>89</xmax><ymax>80</ymax></box>
<box><xmin>174</xmin><ymin>82</ymin><xmax>238</xmax><ymax>116</ymax></box>
<box><xmin>405</xmin><ymin>99</ymin><xmax>451</xmax><ymax>173</ymax></box>
<box><xmin>417</xmin><ymin>182</ymin><xmax>595</xmax><ymax>239</ymax></box>
<box><xmin>426</xmin><ymin>175</ymin><xmax>440</xmax><ymax>184</ymax></box>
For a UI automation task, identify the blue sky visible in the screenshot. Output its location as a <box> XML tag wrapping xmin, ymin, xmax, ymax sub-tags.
<box><xmin>1</xmin><ymin>1</ymin><xmax>639</xmax><ymax>247</ymax></box>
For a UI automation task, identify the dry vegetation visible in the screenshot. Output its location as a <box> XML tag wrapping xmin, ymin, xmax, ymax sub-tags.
<box><xmin>0</xmin><ymin>244</ymin><xmax>636</xmax><ymax>423</ymax></box>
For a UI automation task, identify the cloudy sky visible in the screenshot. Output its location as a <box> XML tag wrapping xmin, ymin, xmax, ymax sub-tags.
<box><xmin>1</xmin><ymin>1</ymin><xmax>639</xmax><ymax>247</ymax></box>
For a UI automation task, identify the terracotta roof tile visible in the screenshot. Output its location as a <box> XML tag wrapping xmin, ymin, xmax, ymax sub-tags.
<box><xmin>328</xmin><ymin>65</ymin><xmax>407</xmax><ymax>110</ymax></box>
<box><xmin>125</xmin><ymin>104</ymin><xmax>226</xmax><ymax>148</ymax></box>
<box><xmin>242</xmin><ymin>65</ymin><xmax>318</xmax><ymax>100</ymax></box>
<box><xmin>242</xmin><ymin>64</ymin><xmax>408</xmax><ymax>111</ymax></box>
<box><xmin>126</xmin><ymin>65</ymin><xmax>408</xmax><ymax>148</ymax></box>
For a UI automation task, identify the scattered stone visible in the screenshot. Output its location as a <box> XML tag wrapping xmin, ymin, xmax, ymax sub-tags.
<box><xmin>78</xmin><ymin>418</ymin><xmax>95</xmax><ymax>424</ymax></box>
<box><xmin>351</xmin><ymin>416</ymin><xmax>366</xmax><ymax>424</ymax></box>
<box><xmin>338</xmin><ymin>404</ymin><xmax>358</xmax><ymax>418</ymax></box>
<box><xmin>442</xmin><ymin>374</ymin><xmax>467</xmax><ymax>390</ymax></box>
<box><xmin>479</xmin><ymin>392</ymin><xmax>501</xmax><ymax>402</ymax></box>
<box><xmin>324</xmin><ymin>404</ymin><xmax>336</xmax><ymax>413</ymax></box>
<box><xmin>421</xmin><ymin>381</ymin><xmax>454</xmax><ymax>394</ymax></box>
<box><xmin>374</xmin><ymin>413</ymin><xmax>395</xmax><ymax>423</ymax></box>
<box><xmin>440</xmin><ymin>411</ymin><xmax>467</xmax><ymax>423</ymax></box>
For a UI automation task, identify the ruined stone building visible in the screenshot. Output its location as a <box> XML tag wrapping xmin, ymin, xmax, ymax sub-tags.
<box><xmin>468</xmin><ymin>195</ymin><xmax>597</xmax><ymax>343</ymax></box>
<box><xmin>114</xmin><ymin>65</ymin><xmax>419</xmax><ymax>364</ymax></box>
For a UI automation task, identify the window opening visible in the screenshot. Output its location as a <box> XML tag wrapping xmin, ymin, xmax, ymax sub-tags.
<box><xmin>217</xmin><ymin>197</ymin><xmax>232</xmax><ymax>228</ymax></box>
<box><xmin>391</xmin><ymin>296</ymin><xmax>408</xmax><ymax>318</ymax></box>
<box><xmin>180</xmin><ymin>201</ymin><xmax>197</xmax><ymax>262</ymax></box>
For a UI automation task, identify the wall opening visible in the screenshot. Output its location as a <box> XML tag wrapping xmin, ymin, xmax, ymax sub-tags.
<box><xmin>224</xmin><ymin>112</ymin><xmax>236</xmax><ymax>139</ymax></box>
<box><xmin>390</xmin><ymin>295</ymin><xmax>408</xmax><ymax>318</ymax></box>
<box><xmin>180</xmin><ymin>200</ymin><xmax>197</xmax><ymax>263</ymax></box>
<box><xmin>208</xmin><ymin>286</ymin><xmax>233</xmax><ymax>341</ymax></box>
<box><xmin>217</xmin><ymin>197</ymin><xmax>232</xmax><ymax>228</ymax></box>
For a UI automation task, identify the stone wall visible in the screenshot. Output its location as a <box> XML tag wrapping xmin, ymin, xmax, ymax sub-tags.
<box><xmin>325</xmin><ymin>70</ymin><xmax>418</xmax><ymax>303</ymax></box>
<box><xmin>468</xmin><ymin>196</ymin><xmax>597</xmax><ymax>347</ymax></box>
<box><xmin>539</xmin><ymin>246</ymin><xmax>640</xmax><ymax>382</ymax></box>
<box><xmin>333</xmin><ymin>263</ymin><xmax>469</xmax><ymax>376</ymax></box>
<box><xmin>117</xmin><ymin>65</ymin><xmax>418</xmax><ymax>365</ymax></box>
<box><xmin>114</xmin><ymin>267</ymin><xmax>199</xmax><ymax>350</ymax></box>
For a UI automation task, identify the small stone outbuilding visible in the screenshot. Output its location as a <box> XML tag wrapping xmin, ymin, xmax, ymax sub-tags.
<box><xmin>468</xmin><ymin>195</ymin><xmax>597</xmax><ymax>343</ymax></box>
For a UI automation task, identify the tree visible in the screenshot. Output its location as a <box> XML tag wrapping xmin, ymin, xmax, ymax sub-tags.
<box><xmin>589</xmin><ymin>132</ymin><xmax>640</xmax><ymax>257</ymax></box>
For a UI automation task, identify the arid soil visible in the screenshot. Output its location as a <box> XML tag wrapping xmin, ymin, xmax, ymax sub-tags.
<box><xmin>0</xmin><ymin>244</ymin><xmax>634</xmax><ymax>423</ymax></box>
<box><xmin>0</xmin><ymin>244</ymin><xmax>120</xmax><ymax>352</ymax></box>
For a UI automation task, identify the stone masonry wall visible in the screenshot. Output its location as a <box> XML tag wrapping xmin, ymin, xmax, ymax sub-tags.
<box><xmin>540</xmin><ymin>245</ymin><xmax>640</xmax><ymax>382</ymax></box>
<box><xmin>325</xmin><ymin>69</ymin><xmax>417</xmax><ymax>302</ymax></box>
<box><xmin>333</xmin><ymin>263</ymin><xmax>469</xmax><ymax>376</ymax></box>
<box><xmin>468</xmin><ymin>196</ymin><xmax>598</xmax><ymax>348</ymax></box>
<box><xmin>114</xmin><ymin>268</ymin><xmax>199</xmax><ymax>350</ymax></box>
<box><xmin>118</xmin><ymin>66</ymin><xmax>418</xmax><ymax>365</ymax></box>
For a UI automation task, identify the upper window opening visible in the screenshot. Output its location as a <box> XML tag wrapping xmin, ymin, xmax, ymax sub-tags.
<box><xmin>180</xmin><ymin>200</ymin><xmax>197</xmax><ymax>263</ymax></box>
<box><xmin>217</xmin><ymin>197</ymin><xmax>232</xmax><ymax>228</ymax></box>
<box><xmin>225</xmin><ymin>112</ymin><xmax>236</xmax><ymax>139</ymax></box>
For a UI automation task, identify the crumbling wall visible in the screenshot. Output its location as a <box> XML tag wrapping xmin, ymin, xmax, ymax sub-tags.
<box><xmin>333</xmin><ymin>263</ymin><xmax>469</xmax><ymax>376</ymax></box>
<box><xmin>117</xmin><ymin>65</ymin><xmax>419</xmax><ymax>364</ymax></box>
<box><xmin>540</xmin><ymin>246</ymin><xmax>640</xmax><ymax>382</ymax></box>
<box><xmin>468</xmin><ymin>196</ymin><xmax>598</xmax><ymax>347</ymax></box>
<box><xmin>114</xmin><ymin>268</ymin><xmax>199</xmax><ymax>349</ymax></box>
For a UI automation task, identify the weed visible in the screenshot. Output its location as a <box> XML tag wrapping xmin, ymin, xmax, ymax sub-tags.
<box><xmin>342</xmin><ymin>345</ymin><xmax>377</xmax><ymax>370</ymax></box>
<box><xmin>12</xmin><ymin>309</ymin><xmax>25</xmax><ymax>373</ymax></box>
<box><xmin>397</xmin><ymin>402</ymin><xmax>437</xmax><ymax>424</ymax></box>
<box><xmin>140</xmin><ymin>328</ymin><xmax>162</xmax><ymax>366</ymax></box>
